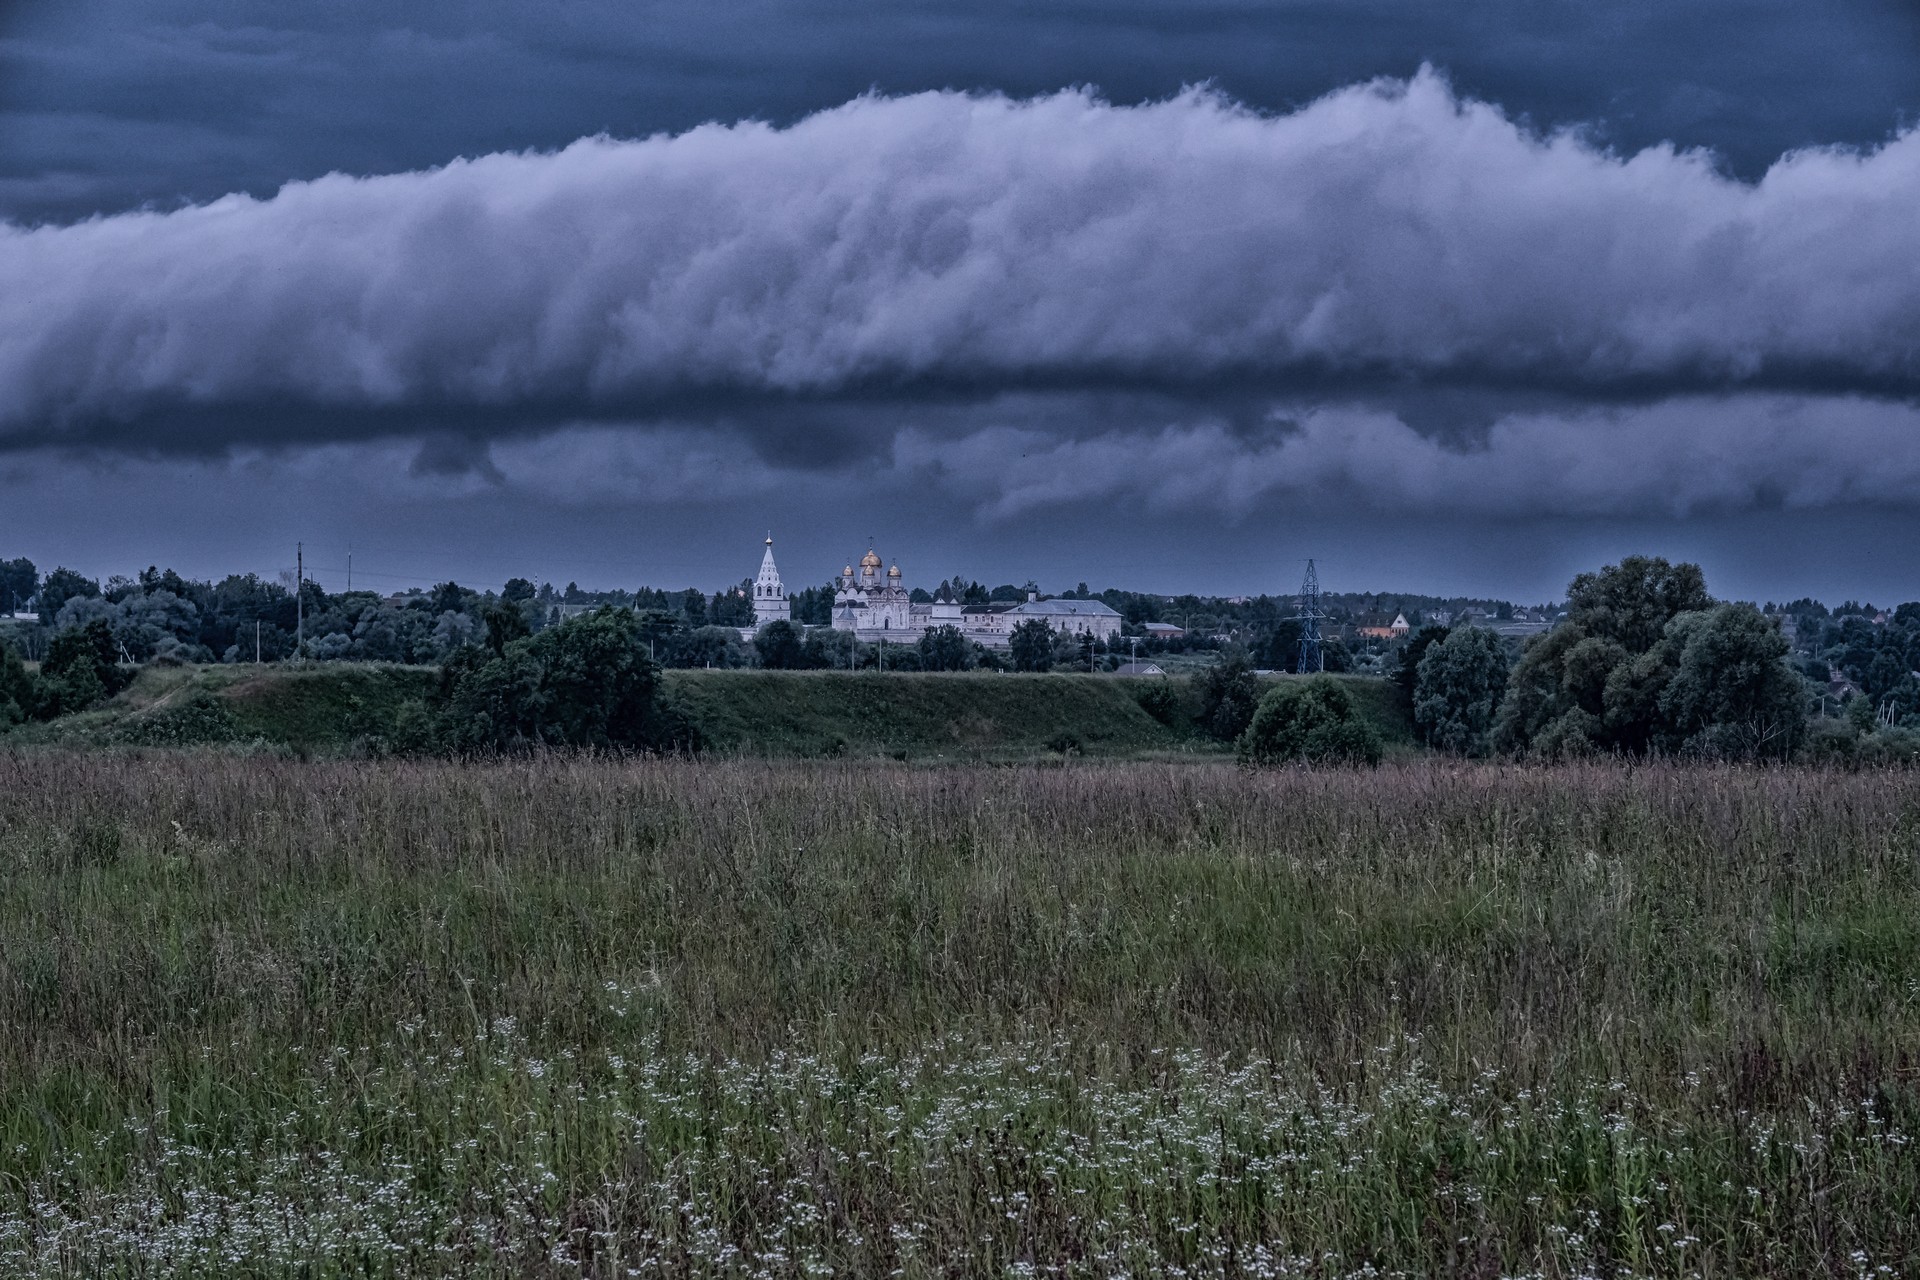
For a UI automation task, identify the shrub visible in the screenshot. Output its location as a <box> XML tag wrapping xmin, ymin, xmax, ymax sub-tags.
<box><xmin>1238</xmin><ymin>676</ymin><xmax>1383</xmax><ymax>766</ymax></box>
<box><xmin>118</xmin><ymin>689</ymin><xmax>238</xmax><ymax>746</ymax></box>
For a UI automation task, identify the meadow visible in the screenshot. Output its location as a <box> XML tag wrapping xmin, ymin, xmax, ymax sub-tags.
<box><xmin>1</xmin><ymin>751</ymin><xmax>1917</xmax><ymax>1276</ymax></box>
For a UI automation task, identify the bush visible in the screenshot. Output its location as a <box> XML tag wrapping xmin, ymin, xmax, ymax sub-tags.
<box><xmin>118</xmin><ymin>689</ymin><xmax>239</xmax><ymax>746</ymax></box>
<box><xmin>1238</xmin><ymin>676</ymin><xmax>1384</xmax><ymax>766</ymax></box>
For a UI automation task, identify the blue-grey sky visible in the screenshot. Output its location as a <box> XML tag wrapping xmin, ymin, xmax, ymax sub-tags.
<box><xmin>3</xmin><ymin>0</ymin><xmax>1920</xmax><ymax>602</ymax></box>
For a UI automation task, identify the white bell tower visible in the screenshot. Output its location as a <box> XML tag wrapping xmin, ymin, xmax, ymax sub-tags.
<box><xmin>752</xmin><ymin>534</ymin><xmax>791</xmax><ymax>630</ymax></box>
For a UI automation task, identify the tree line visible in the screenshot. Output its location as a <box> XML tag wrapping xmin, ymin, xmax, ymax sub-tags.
<box><xmin>1159</xmin><ymin>556</ymin><xmax>1913</xmax><ymax>766</ymax></box>
<box><xmin>4</xmin><ymin>552</ymin><xmax>1917</xmax><ymax>763</ymax></box>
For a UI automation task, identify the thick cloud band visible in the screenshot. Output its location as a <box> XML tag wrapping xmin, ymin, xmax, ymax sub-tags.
<box><xmin>4</xmin><ymin>69</ymin><xmax>1920</xmax><ymax>443</ymax></box>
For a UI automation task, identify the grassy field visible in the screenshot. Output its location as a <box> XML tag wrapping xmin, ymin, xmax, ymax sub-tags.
<box><xmin>1</xmin><ymin>753</ymin><xmax>1916</xmax><ymax>1275</ymax></box>
<box><xmin>3</xmin><ymin>664</ymin><xmax>1413</xmax><ymax>760</ymax></box>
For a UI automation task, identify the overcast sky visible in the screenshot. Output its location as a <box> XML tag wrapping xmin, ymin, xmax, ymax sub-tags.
<box><xmin>3</xmin><ymin>0</ymin><xmax>1919</xmax><ymax>603</ymax></box>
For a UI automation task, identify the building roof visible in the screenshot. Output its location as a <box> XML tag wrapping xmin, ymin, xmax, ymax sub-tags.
<box><xmin>1143</xmin><ymin>621</ymin><xmax>1184</xmax><ymax>633</ymax></box>
<box><xmin>1113</xmin><ymin>661</ymin><xmax>1166</xmax><ymax>676</ymax></box>
<box><xmin>1012</xmin><ymin>598</ymin><xmax>1121</xmax><ymax>618</ymax></box>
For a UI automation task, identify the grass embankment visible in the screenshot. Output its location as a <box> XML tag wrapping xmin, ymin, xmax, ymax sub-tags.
<box><xmin>666</xmin><ymin>669</ymin><xmax>1190</xmax><ymax>757</ymax></box>
<box><xmin>5</xmin><ymin>662</ymin><xmax>437</xmax><ymax>751</ymax></box>
<box><xmin>0</xmin><ymin>755</ymin><xmax>1916</xmax><ymax>1275</ymax></box>
<box><xmin>6</xmin><ymin>663</ymin><xmax>1412</xmax><ymax>760</ymax></box>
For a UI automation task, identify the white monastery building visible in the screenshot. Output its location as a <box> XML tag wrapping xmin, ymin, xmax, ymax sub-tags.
<box><xmin>740</xmin><ymin>538</ymin><xmax>1121</xmax><ymax>647</ymax></box>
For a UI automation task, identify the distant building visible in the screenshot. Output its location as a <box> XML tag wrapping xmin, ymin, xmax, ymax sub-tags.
<box><xmin>1143</xmin><ymin>622</ymin><xmax>1185</xmax><ymax>640</ymax></box>
<box><xmin>1357</xmin><ymin>612</ymin><xmax>1411</xmax><ymax>639</ymax></box>
<box><xmin>737</xmin><ymin>540</ymin><xmax>1123</xmax><ymax>647</ymax></box>
<box><xmin>1113</xmin><ymin>661</ymin><xmax>1167</xmax><ymax>676</ymax></box>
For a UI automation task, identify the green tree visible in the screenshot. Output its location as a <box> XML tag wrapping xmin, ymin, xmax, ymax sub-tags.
<box><xmin>0</xmin><ymin>640</ymin><xmax>36</xmax><ymax>725</ymax></box>
<box><xmin>675</xmin><ymin>626</ymin><xmax>748</xmax><ymax>669</ymax></box>
<box><xmin>1413</xmin><ymin>627</ymin><xmax>1509</xmax><ymax>756</ymax></box>
<box><xmin>1254</xmin><ymin>619</ymin><xmax>1303</xmax><ymax>672</ymax></box>
<box><xmin>480</xmin><ymin>600</ymin><xmax>531</xmax><ymax>656</ymax></box>
<box><xmin>1008</xmin><ymin>619</ymin><xmax>1055</xmax><ymax>672</ymax></box>
<box><xmin>1658</xmin><ymin>604</ymin><xmax>1806</xmax><ymax>759</ymax></box>
<box><xmin>1192</xmin><ymin>648</ymin><xmax>1261</xmax><ymax>741</ymax></box>
<box><xmin>917</xmin><ymin>624</ymin><xmax>973</xmax><ymax>672</ymax></box>
<box><xmin>1238</xmin><ymin>676</ymin><xmax>1383</xmax><ymax>766</ymax></box>
<box><xmin>754</xmin><ymin>620</ymin><xmax>804</xmax><ymax>669</ymax></box>
<box><xmin>1493</xmin><ymin>557</ymin><xmax>1805</xmax><ymax>759</ymax></box>
<box><xmin>37</xmin><ymin>567</ymin><xmax>99</xmax><ymax>625</ymax></box>
<box><xmin>38</xmin><ymin>619</ymin><xmax>129</xmax><ymax>716</ymax></box>
<box><xmin>1565</xmin><ymin>555</ymin><xmax>1711</xmax><ymax>652</ymax></box>
<box><xmin>438</xmin><ymin>607</ymin><xmax>675</xmax><ymax>751</ymax></box>
<box><xmin>802</xmin><ymin>627</ymin><xmax>858</xmax><ymax>670</ymax></box>
<box><xmin>1394</xmin><ymin>624</ymin><xmax>1451</xmax><ymax>707</ymax></box>
<box><xmin>502</xmin><ymin>577</ymin><xmax>537</xmax><ymax>603</ymax></box>
<box><xmin>0</xmin><ymin>557</ymin><xmax>36</xmax><ymax>615</ymax></box>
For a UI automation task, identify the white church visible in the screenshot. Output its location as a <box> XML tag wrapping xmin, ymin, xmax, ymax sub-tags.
<box><xmin>738</xmin><ymin>537</ymin><xmax>1121</xmax><ymax>648</ymax></box>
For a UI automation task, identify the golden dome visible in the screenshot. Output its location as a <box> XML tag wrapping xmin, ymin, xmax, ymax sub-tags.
<box><xmin>860</xmin><ymin>548</ymin><xmax>882</xmax><ymax>569</ymax></box>
<box><xmin>887</xmin><ymin>563</ymin><xmax>901</xmax><ymax>578</ymax></box>
<box><xmin>842</xmin><ymin>564</ymin><xmax>854</xmax><ymax>578</ymax></box>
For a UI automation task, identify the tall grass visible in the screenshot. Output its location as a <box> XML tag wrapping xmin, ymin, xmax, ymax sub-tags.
<box><xmin>1</xmin><ymin>752</ymin><xmax>1917</xmax><ymax>1275</ymax></box>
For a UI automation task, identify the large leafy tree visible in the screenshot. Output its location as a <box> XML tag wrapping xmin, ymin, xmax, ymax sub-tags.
<box><xmin>1008</xmin><ymin>619</ymin><xmax>1055</xmax><ymax>672</ymax></box>
<box><xmin>1564</xmin><ymin>555</ymin><xmax>1711</xmax><ymax>652</ymax></box>
<box><xmin>1657</xmin><ymin>604</ymin><xmax>1806</xmax><ymax>759</ymax></box>
<box><xmin>753</xmin><ymin>620</ymin><xmax>805</xmax><ymax>670</ymax></box>
<box><xmin>0</xmin><ymin>558</ymin><xmax>36</xmax><ymax>615</ymax></box>
<box><xmin>917</xmin><ymin>624</ymin><xmax>974</xmax><ymax>672</ymax></box>
<box><xmin>438</xmin><ymin>607</ymin><xmax>675</xmax><ymax>751</ymax></box>
<box><xmin>1191</xmin><ymin>649</ymin><xmax>1261</xmax><ymax>741</ymax></box>
<box><xmin>1394</xmin><ymin>623</ymin><xmax>1452</xmax><ymax>707</ymax></box>
<box><xmin>38</xmin><ymin>619</ymin><xmax>131</xmax><ymax>716</ymax></box>
<box><xmin>1494</xmin><ymin>557</ymin><xmax>1803</xmax><ymax>758</ymax></box>
<box><xmin>36</xmin><ymin>567</ymin><xmax>99</xmax><ymax>625</ymax></box>
<box><xmin>1413</xmin><ymin>626</ymin><xmax>1509</xmax><ymax>756</ymax></box>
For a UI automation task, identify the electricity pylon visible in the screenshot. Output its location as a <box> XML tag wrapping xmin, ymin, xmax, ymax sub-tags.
<box><xmin>1296</xmin><ymin>559</ymin><xmax>1324</xmax><ymax>674</ymax></box>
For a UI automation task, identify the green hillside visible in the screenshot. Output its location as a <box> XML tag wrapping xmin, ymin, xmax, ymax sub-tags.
<box><xmin>3</xmin><ymin>662</ymin><xmax>1413</xmax><ymax>759</ymax></box>
<box><xmin>7</xmin><ymin>663</ymin><xmax>438</xmax><ymax>752</ymax></box>
<box><xmin>663</xmin><ymin>670</ymin><xmax>1195</xmax><ymax>759</ymax></box>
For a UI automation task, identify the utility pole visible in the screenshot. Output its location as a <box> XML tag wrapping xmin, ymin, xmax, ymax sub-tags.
<box><xmin>346</xmin><ymin>544</ymin><xmax>352</xmax><ymax>594</ymax></box>
<box><xmin>295</xmin><ymin>542</ymin><xmax>303</xmax><ymax>663</ymax></box>
<box><xmin>255</xmin><ymin>620</ymin><xmax>261</xmax><ymax>664</ymax></box>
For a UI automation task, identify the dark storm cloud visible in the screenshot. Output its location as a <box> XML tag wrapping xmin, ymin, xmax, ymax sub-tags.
<box><xmin>4</xmin><ymin>0</ymin><xmax>1920</xmax><ymax>226</ymax></box>
<box><xmin>4</xmin><ymin>74</ymin><xmax>1920</xmax><ymax>456</ymax></box>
